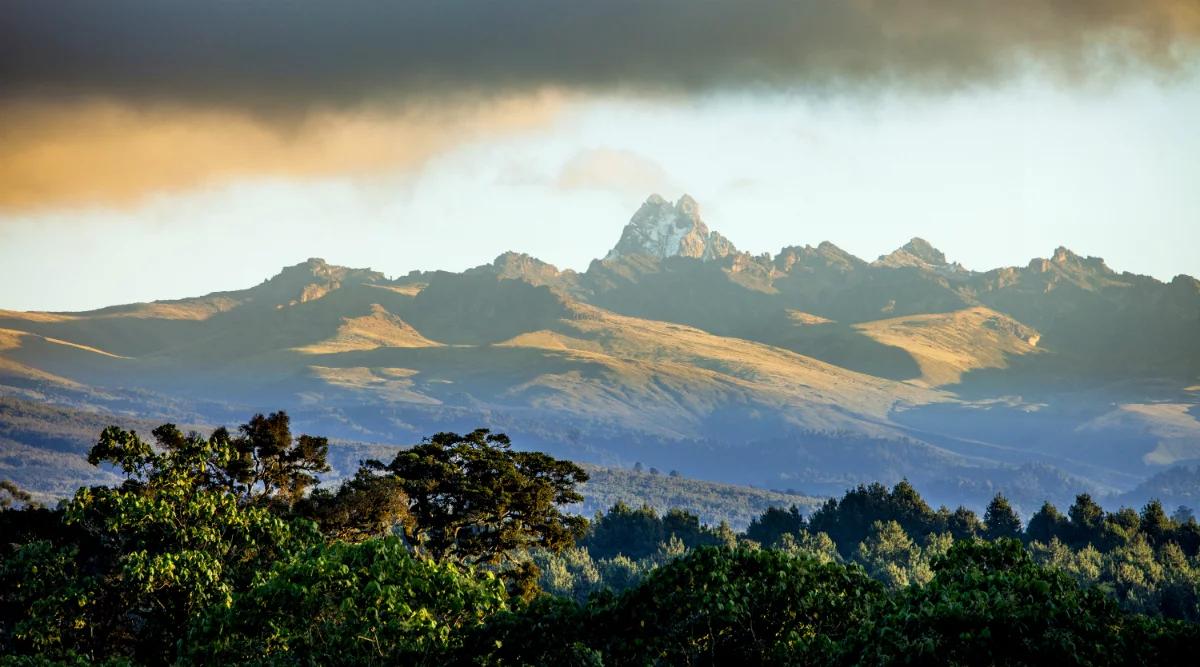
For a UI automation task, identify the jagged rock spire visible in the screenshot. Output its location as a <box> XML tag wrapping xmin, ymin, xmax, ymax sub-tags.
<box><xmin>605</xmin><ymin>194</ymin><xmax>737</xmax><ymax>261</ymax></box>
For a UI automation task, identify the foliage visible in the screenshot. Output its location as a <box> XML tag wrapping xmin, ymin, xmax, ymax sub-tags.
<box><xmin>297</xmin><ymin>465</ymin><xmax>410</xmax><ymax>542</ymax></box>
<box><xmin>0</xmin><ymin>540</ymin><xmax>98</xmax><ymax>659</ymax></box>
<box><xmin>807</xmin><ymin>480</ymin><xmax>981</xmax><ymax>557</ymax></box>
<box><xmin>114</xmin><ymin>412</ymin><xmax>331</xmax><ymax>512</ymax></box>
<box><xmin>460</xmin><ymin>595</ymin><xmax>602</xmax><ymax>667</ymax></box>
<box><xmin>850</xmin><ymin>539</ymin><xmax>1200</xmax><ymax>665</ymax></box>
<box><xmin>379</xmin><ymin>429</ymin><xmax>588</xmax><ymax>566</ymax></box>
<box><xmin>1</xmin><ymin>423</ymin><xmax>320</xmax><ymax>663</ymax></box>
<box><xmin>770</xmin><ymin>483</ymin><xmax>1200</xmax><ymax>622</ymax></box>
<box><xmin>4</xmin><ymin>417</ymin><xmax>1200</xmax><ymax>665</ymax></box>
<box><xmin>983</xmin><ymin>492</ymin><xmax>1023</xmax><ymax>540</ymax></box>
<box><xmin>470</xmin><ymin>547</ymin><xmax>884</xmax><ymax>666</ymax></box>
<box><xmin>182</xmin><ymin>537</ymin><xmax>507</xmax><ymax>666</ymax></box>
<box><xmin>594</xmin><ymin>547</ymin><xmax>880</xmax><ymax>665</ymax></box>
<box><xmin>744</xmin><ymin>504</ymin><xmax>806</xmax><ymax>546</ymax></box>
<box><xmin>854</xmin><ymin>520</ymin><xmax>935</xmax><ymax>589</ymax></box>
<box><xmin>206</xmin><ymin>411</ymin><xmax>331</xmax><ymax>510</ymax></box>
<box><xmin>580</xmin><ymin>501</ymin><xmax>722</xmax><ymax>560</ymax></box>
<box><xmin>1026</xmin><ymin>500</ymin><xmax>1069</xmax><ymax>543</ymax></box>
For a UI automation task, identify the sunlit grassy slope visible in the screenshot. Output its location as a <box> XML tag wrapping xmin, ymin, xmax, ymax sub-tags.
<box><xmin>853</xmin><ymin>306</ymin><xmax>1042</xmax><ymax>387</ymax></box>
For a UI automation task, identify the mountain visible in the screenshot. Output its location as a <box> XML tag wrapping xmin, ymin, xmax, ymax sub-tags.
<box><xmin>1</xmin><ymin>194</ymin><xmax>1197</xmax><ymax>511</ymax></box>
<box><xmin>605</xmin><ymin>194</ymin><xmax>737</xmax><ymax>261</ymax></box>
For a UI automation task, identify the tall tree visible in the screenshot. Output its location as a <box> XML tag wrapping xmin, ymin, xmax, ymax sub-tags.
<box><xmin>1140</xmin><ymin>500</ymin><xmax>1175</xmax><ymax>547</ymax></box>
<box><xmin>382</xmin><ymin>429</ymin><xmax>588</xmax><ymax>565</ymax></box>
<box><xmin>1025</xmin><ymin>501</ymin><xmax>1068</xmax><ymax>544</ymax></box>
<box><xmin>944</xmin><ymin>505</ymin><xmax>983</xmax><ymax>539</ymax></box>
<box><xmin>142</xmin><ymin>412</ymin><xmax>330</xmax><ymax>511</ymax></box>
<box><xmin>1068</xmin><ymin>493</ymin><xmax>1107</xmax><ymax>547</ymax></box>
<box><xmin>983</xmin><ymin>493</ymin><xmax>1023</xmax><ymax>540</ymax></box>
<box><xmin>745</xmin><ymin>505</ymin><xmax>806</xmax><ymax>546</ymax></box>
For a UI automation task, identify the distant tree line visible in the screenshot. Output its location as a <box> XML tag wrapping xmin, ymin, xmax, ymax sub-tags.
<box><xmin>539</xmin><ymin>480</ymin><xmax>1200</xmax><ymax>621</ymax></box>
<box><xmin>1</xmin><ymin>413</ymin><xmax>1197</xmax><ymax>665</ymax></box>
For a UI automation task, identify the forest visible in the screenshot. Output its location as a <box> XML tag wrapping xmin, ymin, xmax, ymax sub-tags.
<box><xmin>2</xmin><ymin>413</ymin><xmax>1198</xmax><ymax>665</ymax></box>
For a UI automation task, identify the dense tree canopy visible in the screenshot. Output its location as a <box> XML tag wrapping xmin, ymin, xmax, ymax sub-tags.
<box><xmin>744</xmin><ymin>504</ymin><xmax>806</xmax><ymax>546</ymax></box>
<box><xmin>807</xmin><ymin>480</ymin><xmax>982</xmax><ymax>557</ymax></box>
<box><xmin>851</xmin><ymin>539</ymin><xmax>1198</xmax><ymax>665</ymax></box>
<box><xmin>182</xmin><ymin>537</ymin><xmax>507</xmax><ymax>666</ymax></box>
<box><xmin>581</xmin><ymin>502</ymin><xmax>722</xmax><ymax>560</ymax></box>
<box><xmin>3</xmin><ymin>415</ymin><xmax>1200</xmax><ymax>665</ymax></box>
<box><xmin>3</xmin><ymin>423</ymin><xmax>320</xmax><ymax>663</ymax></box>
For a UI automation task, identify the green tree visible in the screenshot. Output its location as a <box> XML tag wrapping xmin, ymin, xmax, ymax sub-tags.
<box><xmin>745</xmin><ymin>505</ymin><xmax>806</xmax><ymax>546</ymax></box>
<box><xmin>531</xmin><ymin>547</ymin><xmax>603</xmax><ymax>603</ymax></box>
<box><xmin>855</xmin><ymin>520</ymin><xmax>926</xmax><ymax>588</ymax></box>
<box><xmin>807</xmin><ymin>481</ymin><xmax>940</xmax><ymax>558</ymax></box>
<box><xmin>1139</xmin><ymin>500</ymin><xmax>1175</xmax><ymax>547</ymax></box>
<box><xmin>852</xmin><ymin>538</ymin><xmax>1197</xmax><ymax>665</ymax></box>
<box><xmin>593</xmin><ymin>547</ymin><xmax>882</xmax><ymax>665</ymax></box>
<box><xmin>1107</xmin><ymin>507</ymin><xmax>1143</xmax><ymax>547</ymax></box>
<box><xmin>1157</xmin><ymin>542</ymin><xmax>1200</xmax><ymax>622</ymax></box>
<box><xmin>581</xmin><ymin>503</ymin><xmax>719</xmax><ymax>560</ymax></box>
<box><xmin>382</xmin><ymin>429</ymin><xmax>588</xmax><ymax>566</ymax></box>
<box><xmin>201</xmin><ymin>411</ymin><xmax>330</xmax><ymax>510</ymax></box>
<box><xmin>983</xmin><ymin>493</ymin><xmax>1023</xmax><ymax>540</ymax></box>
<box><xmin>182</xmin><ymin>536</ymin><xmax>506</xmax><ymax>666</ymax></box>
<box><xmin>0</xmin><ymin>539</ymin><xmax>98</xmax><ymax>660</ymax></box>
<box><xmin>298</xmin><ymin>465</ymin><xmax>410</xmax><ymax>541</ymax></box>
<box><xmin>4</xmin><ymin>425</ymin><xmax>319</xmax><ymax>663</ymax></box>
<box><xmin>461</xmin><ymin>595</ymin><xmax>601</xmax><ymax>667</ymax></box>
<box><xmin>776</xmin><ymin>530</ymin><xmax>842</xmax><ymax>564</ymax></box>
<box><xmin>1105</xmin><ymin>534</ymin><xmax>1166</xmax><ymax>614</ymax></box>
<box><xmin>662</xmin><ymin>508</ymin><xmax>719</xmax><ymax>549</ymax></box>
<box><xmin>943</xmin><ymin>505</ymin><xmax>984</xmax><ymax>540</ymax></box>
<box><xmin>597</xmin><ymin>554</ymin><xmax>643</xmax><ymax>592</ymax></box>
<box><xmin>1025</xmin><ymin>501</ymin><xmax>1068</xmax><ymax>544</ymax></box>
<box><xmin>1068</xmin><ymin>493</ymin><xmax>1107</xmax><ymax>547</ymax></box>
<box><xmin>582</xmin><ymin>503</ymin><xmax>664</xmax><ymax>560</ymax></box>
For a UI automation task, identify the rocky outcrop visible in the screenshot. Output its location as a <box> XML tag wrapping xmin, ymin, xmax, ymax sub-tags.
<box><xmin>604</xmin><ymin>194</ymin><xmax>737</xmax><ymax>261</ymax></box>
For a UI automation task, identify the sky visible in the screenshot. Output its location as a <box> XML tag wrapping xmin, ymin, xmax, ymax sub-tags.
<box><xmin>2</xmin><ymin>1</ymin><xmax>1199</xmax><ymax>311</ymax></box>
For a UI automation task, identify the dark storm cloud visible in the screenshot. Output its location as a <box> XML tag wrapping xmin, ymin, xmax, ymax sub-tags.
<box><xmin>2</xmin><ymin>1</ymin><xmax>1197</xmax><ymax>210</ymax></box>
<box><xmin>3</xmin><ymin>0</ymin><xmax>1197</xmax><ymax>110</ymax></box>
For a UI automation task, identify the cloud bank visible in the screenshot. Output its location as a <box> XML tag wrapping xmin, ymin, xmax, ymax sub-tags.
<box><xmin>5</xmin><ymin>0</ymin><xmax>1196</xmax><ymax>106</ymax></box>
<box><xmin>2</xmin><ymin>0</ymin><xmax>1197</xmax><ymax>209</ymax></box>
<box><xmin>0</xmin><ymin>95</ymin><xmax>564</xmax><ymax>210</ymax></box>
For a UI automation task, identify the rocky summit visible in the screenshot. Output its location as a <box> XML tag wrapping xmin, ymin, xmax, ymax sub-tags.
<box><xmin>605</xmin><ymin>194</ymin><xmax>738</xmax><ymax>261</ymax></box>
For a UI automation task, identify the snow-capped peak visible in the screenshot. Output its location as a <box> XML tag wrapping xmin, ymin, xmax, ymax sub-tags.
<box><xmin>605</xmin><ymin>194</ymin><xmax>736</xmax><ymax>261</ymax></box>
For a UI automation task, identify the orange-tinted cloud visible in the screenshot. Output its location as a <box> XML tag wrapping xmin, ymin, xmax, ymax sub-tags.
<box><xmin>0</xmin><ymin>94</ymin><xmax>565</xmax><ymax>211</ymax></box>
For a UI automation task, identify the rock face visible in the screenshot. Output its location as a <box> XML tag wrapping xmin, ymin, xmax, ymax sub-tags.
<box><xmin>875</xmin><ymin>238</ymin><xmax>952</xmax><ymax>269</ymax></box>
<box><xmin>605</xmin><ymin>194</ymin><xmax>737</xmax><ymax>261</ymax></box>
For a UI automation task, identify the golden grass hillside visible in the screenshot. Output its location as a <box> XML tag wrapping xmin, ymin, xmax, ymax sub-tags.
<box><xmin>853</xmin><ymin>307</ymin><xmax>1041</xmax><ymax>387</ymax></box>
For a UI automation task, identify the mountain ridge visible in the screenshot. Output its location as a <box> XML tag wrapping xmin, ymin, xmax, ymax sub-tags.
<box><xmin>1</xmin><ymin>194</ymin><xmax>1197</xmax><ymax>511</ymax></box>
